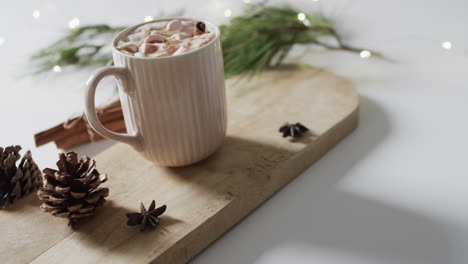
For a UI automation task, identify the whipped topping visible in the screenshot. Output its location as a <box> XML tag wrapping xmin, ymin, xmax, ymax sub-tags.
<box><xmin>116</xmin><ymin>19</ymin><xmax>216</xmax><ymax>58</ymax></box>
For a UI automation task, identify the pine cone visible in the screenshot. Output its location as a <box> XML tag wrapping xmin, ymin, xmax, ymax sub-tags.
<box><xmin>0</xmin><ymin>145</ymin><xmax>42</xmax><ymax>209</ymax></box>
<box><xmin>37</xmin><ymin>152</ymin><xmax>109</xmax><ymax>223</ymax></box>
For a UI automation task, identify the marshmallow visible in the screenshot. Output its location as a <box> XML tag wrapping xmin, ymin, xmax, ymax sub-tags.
<box><xmin>166</xmin><ymin>20</ymin><xmax>183</xmax><ymax>31</ymax></box>
<box><xmin>182</xmin><ymin>20</ymin><xmax>194</xmax><ymax>26</ymax></box>
<box><xmin>172</xmin><ymin>42</ymin><xmax>190</xmax><ymax>55</ymax></box>
<box><xmin>145</xmin><ymin>34</ymin><xmax>166</xmax><ymax>44</ymax></box>
<box><xmin>179</xmin><ymin>25</ymin><xmax>195</xmax><ymax>37</ymax></box>
<box><xmin>187</xmin><ymin>33</ymin><xmax>215</xmax><ymax>49</ymax></box>
<box><xmin>168</xmin><ymin>33</ymin><xmax>182</xmax><ymax>40</ymax></box>
<box><xmin>179</xmin><ymin>21</ymin><xmax>195</xmax><ymax>36</ymax></box>
<box><xmin>147</xmin><ymin>22</ymin><xmax>166</xmax><ymax>30</ymax></box>
<box><xmin>128</xmin><ymin>31</ymin><xmax>146</xmax><ymax>42</ymax></box>
<box><xmin>139</xmin><ymin>43</ymin><xmax>159</xmax><ymax>54</ymax></box>
<box><xmin>117</xmin><ymin>42</ymin><xmax>139</xmax><ymax>53</ymax></box>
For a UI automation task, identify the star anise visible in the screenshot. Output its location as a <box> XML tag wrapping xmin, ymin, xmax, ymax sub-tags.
<box><xmin>126</xmin><ymin>200</ymin><xmax>166</xmax><ymax>231</ymax></box>
<box><xmin>279</xmin><ymin>122</ymin><xmax>309</xmax><ymax>138</ymax></box>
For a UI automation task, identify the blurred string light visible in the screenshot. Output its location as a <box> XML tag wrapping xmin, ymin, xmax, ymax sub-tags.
<box><xmin>68</xmin><ymin>18</ymin><xmax>80</xmax><ymax>29</ymax></box>
<box><xmin>52</xmin><ymin>65</ymin><xmax>62</xmax><ymax>73</ymax></box>
<box><xmin>144</xmin><ymin>16</ymin><xmax>154</xmax><ymax>22</ymax></box>
<box><xmin>32</xmin><ymin>9</ymin><xmax>41</xmax><ymax>19</ymax></box>
<box><xmin>0</xmin><ymin>37</ymin><xmax>5</xmax><ymax>47</ymax></box>
<box><xmin>360</xmin><ymin>50</ymin><xmax>371</xmax><ymax>58</ymax></box>
<box><xmin>297</xmin><ymin>12</ymin><xmax>306</xmax><ymax>21</ymax></box>
<box><xmin>224</xmin><ymin>9</ymin><xmax>232</xmax><ymax>17</ymax></box>
<box><xmin>441</xmin><ymin>41</ymin><xmax>452</xmax><ymax>50</ymax></box>
<box><xmin>297</xmin><ymin>12</ymin><xmax>311</xmax><ymax>27</ymax></box>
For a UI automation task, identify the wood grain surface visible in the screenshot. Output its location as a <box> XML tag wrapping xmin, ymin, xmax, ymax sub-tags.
<box><xmin>0</xmin><ymin>66</ymin><xmax>359</xmax><ymax>264</ymax></box>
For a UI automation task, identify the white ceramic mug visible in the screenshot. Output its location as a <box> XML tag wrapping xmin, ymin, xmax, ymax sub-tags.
<box><xmin>85</xmin><ymin>18</ymin><xmax>227</xmax><ymax>167</ymax></box>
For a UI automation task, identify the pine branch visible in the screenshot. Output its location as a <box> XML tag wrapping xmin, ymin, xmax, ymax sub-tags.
<box><xmin>31</xmin><ymin>25</ymin><xmax>125</xmax><ymax>73</ymax></box>
<box><xmin>221</xmin><ymin>5</ymin><xmax>383</xmax><ymax>78</ymax></box>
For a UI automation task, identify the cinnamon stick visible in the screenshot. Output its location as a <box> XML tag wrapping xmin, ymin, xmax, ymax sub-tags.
<box><xmin>55</xmin><ymin>119</ymin><xmax>126</xmax><ymax>149</ymax></box>
<box><xmin>35</xmin><ymin>100</ymin><xmax>122</xmax><ymax>143</ymax></box>
<box><xmin>35</xmin><ymin>110</ymin><xmax>124</xmax><ymax>147</ymax></box>
<box><xmin>34</xmin><ymin>100</ymin><xmax>124</xmax><ymax>148</ymax></box>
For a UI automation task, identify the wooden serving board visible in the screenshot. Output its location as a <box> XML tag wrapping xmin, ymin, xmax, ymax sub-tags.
<box><xmin>1</xmin><ymin>66</ymin><xmax>358</xmax><ymax>264</ymax></box>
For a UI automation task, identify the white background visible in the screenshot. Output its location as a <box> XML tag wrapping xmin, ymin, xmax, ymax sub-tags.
<box><xmin>1</xmin><ymin>0</ymin><xmax>468</xmax><ymax>263</ymax></box>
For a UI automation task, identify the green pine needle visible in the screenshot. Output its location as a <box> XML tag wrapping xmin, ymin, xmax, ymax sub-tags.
<box><xmin>221</xmin><ymin>5</ymin><xmax>382</xmax><ymax>78</ymax></box>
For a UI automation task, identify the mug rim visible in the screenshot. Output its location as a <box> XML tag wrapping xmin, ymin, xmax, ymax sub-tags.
<box><xmin>112</xmin><ymin>17</ymin><xmax>221</xmax><ymax>60</ymax></box>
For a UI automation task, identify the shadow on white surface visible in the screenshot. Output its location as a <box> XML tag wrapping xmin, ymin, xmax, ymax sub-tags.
<box><xmin>192</xmin><ymin>96</ymin><xmax>452</xmax><ymax>264</ymax></box>
<box><xmin>70</xmin><ymin>138</ymin><xmax>116</xmax><ymax>158</ymax></box>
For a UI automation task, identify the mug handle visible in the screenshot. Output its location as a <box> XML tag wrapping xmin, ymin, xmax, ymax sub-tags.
<box><xmin>85</xmin><ymin>66</ymin><xmax>143</xmax><ymax>151</ymax></box>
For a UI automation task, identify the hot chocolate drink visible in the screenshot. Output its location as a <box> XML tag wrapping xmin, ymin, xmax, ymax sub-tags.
<box><xmin>116</xmin><ymin>19</ymin><xmax>216</xmax><ymax>58</ymax></box>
